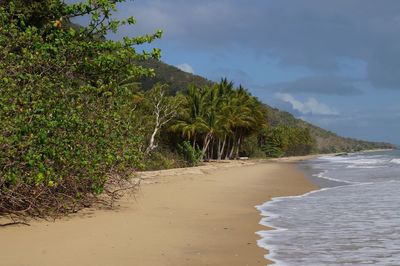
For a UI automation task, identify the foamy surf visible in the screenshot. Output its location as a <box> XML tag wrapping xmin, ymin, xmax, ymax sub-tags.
<box><xmin>256</xmin><ymin>150</ymin><xmax>400</xmax><ymax>266</ymax></box>
<box><xmin>390</xmin><ymin>158</ymin><xmax>400</xmax><ymax>164</ymax></box>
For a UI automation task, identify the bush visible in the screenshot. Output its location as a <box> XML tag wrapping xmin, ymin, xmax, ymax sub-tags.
<box><xmin>177</xmin><ymin>141</ymin><xmax>203</xmax><ymax>166</ymax></box>
<box><xmin>241</xmin><ymin>134</ymin><xmax>266</xmax><ymax>158</ymax></box>
<box><xmin>143</xmin><ymin>150</ymin><xmax>186</xmax><ymax>170</ymax></box>
<box><xmin>0</xmin><ymin>0</ymin><xmax>161</xmax><ymax>219</ymax></box>
<box><xmin>262</xmin><ymin>142</ymin><xmax>284</xmax><ymax>158</ymax></box>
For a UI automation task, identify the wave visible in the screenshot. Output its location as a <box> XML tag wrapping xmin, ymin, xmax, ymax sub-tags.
<box><xmin>346</xmin><ymin>165</ymin><xmax>384</xmax><ymax>169</ymax></box>
<box><xmin>257</xmin><ymin>151</ymin><xmax>400</xmax><ymax>265</ymax></box>
<box><xmin>390</xmin><ymin>158</ymin><xmax>400</xmax><ymax>165</ymax></box>
<box><xmin>317</xmin><ymin>154</ymin><xmax>394</xmax><ymax>170</ymax></box>
<box><xmin>321</xmin><ymin>157</ymin><xmax>385</xmax><ymax>164</ymax></box>
<box><xmin>255</xmin><ymin>168</ymin><xmax>374</xmax><ymax>265</ymax></box>
<box><xmin>313</xmin><ymin>170</ymin><xmax>355</xmax><ymax>184</ymax></box>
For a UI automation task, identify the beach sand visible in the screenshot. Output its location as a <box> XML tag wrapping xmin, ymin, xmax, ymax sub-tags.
<box><xmin>0</xmin><ymin>159</ymin><xmax>317</xmax><ymax>266</ymax></box>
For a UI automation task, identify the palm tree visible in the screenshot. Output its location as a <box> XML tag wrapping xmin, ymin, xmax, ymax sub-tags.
<box><xmin>223</xmin><ymin>86</ymin><xmax>266</xmax><ymax>159</ymax></box>
<box><xmin>171</xmin><ymin>79</ymin><xmax>267</xmax><ymax>160</ymax></box>
<box><xmin>170</xmin><ymin>85</ymin><xmax>208</xmax><ymax>149</ymax></box>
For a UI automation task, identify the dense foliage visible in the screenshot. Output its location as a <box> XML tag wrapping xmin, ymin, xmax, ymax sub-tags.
<box><xmin>171</xmin><ymin>79</ymin><xmax>267</xmax><ymax>160</ymax></box>
<box><xmin>143</xmin><ymin>79</ymin><xmax>317</xmax><ymax>161</ymax></box>
<box><xmin>259</xmin><ymin>126</ymin><xmax>314</xmax><ymax>157</ymax></box>
<box><xmin>0</xmin><ymin>0</ymin><xmax>394</xmax><ymax>221</ymax></box>
<box><xmin>0</xmin><ymin>0</ymin><xmax>161</xmax><ymax>218</ymax></box>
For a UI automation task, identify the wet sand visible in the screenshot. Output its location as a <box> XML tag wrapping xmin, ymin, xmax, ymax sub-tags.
<box><xmin>0</xmin><ymin>159</ymin><xmax>317</xmax><ymax>266</ymax></box>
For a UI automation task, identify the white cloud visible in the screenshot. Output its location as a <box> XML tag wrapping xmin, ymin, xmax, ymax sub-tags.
<box><xmin>275</xmin><ymin>93</ymin><xmax>338</xmax><ymax>115</ymax></box>
<box><xmin>176</xmin><ymin>63</ymin><xmax>195</xmax><ymax>74</ymax></box>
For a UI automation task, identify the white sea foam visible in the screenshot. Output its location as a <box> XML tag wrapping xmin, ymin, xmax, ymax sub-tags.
<box><xmin>390</xmin><ymin>158</ymin><xmax>400</xmax><ymax>164</ymax></box>
<box><xmin>320</xmin><ymin>156</ymin><xmax>386</xmax><ymax>165</ymax></box>
<box><xmin>312</xmin><ymin>170</ymin><xmax>355</xmax><ymax>184</ymax></box>
<box><xmin>346</xmin><ymin>165</ymin><xmax>384</xmax><ymax>169</ymax></box>
<box><xmin>255</xmin><ymin>170</ymin><xmax>363</xmax><ymax>265</ymax></box>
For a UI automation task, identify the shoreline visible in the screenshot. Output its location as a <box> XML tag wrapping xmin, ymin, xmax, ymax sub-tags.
<box><xmin>0</xmin><ymin>158</ymin><xmax>317</xmax><ymax>266</ymax></box>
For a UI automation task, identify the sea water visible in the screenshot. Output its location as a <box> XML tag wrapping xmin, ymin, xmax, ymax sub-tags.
<box><xmin>257</xmin><ymin>150</ymin><xmax>400</xmax><ymax>266</ymax></box>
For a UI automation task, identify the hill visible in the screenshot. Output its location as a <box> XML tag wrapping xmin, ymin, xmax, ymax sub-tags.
<box><xmin>263</xmin><ymin>105</ymin><xmax>394</xmax><ymax>153</ymax></box>
<box><xmin>138</xmin><ymin>59</ymin><xmax>213</xmax><ymax>94</ymax></box>
<box><xmin>139</xmin><ymin>59</ymin><xmax>395</xmax><ymax>153</ymax></box>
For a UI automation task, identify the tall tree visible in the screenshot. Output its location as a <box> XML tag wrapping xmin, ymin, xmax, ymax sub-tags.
<box><xmin>145</xmin><ymin>84</ymin><xmax>180</xmax><ymax>153</ymax></box>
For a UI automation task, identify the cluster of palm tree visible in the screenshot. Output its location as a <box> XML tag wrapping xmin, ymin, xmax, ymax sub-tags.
<box><xmin>171</xmin><ymin>79</ymin><xmax>267</xmax><ymax>160</ymax></box>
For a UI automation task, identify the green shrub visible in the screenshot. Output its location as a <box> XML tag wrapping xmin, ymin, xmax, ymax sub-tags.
<box><xmin>177</xmin><ymin>141</ymin><xmax>203</xmax><ymax>166</ymax></box>
<box><xmin>143</xmin><ymin>150</ymin><xmax>186</xmax><ymax>170</ymax></box>
<box><xmin>0</xmin><ymin>0</ymin><xmax>161</xmax><ymax>219</ymax></box>
<box><xmin>262</xmin><ymin>142</ymin><xmax>285</xmax><ymax>158</ymax></box>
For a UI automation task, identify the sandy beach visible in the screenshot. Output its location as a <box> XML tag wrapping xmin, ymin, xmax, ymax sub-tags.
<box><xmin>0</xmin><ymin>159</ymin><xmax>317</xmax><ymax>266</ymax></box>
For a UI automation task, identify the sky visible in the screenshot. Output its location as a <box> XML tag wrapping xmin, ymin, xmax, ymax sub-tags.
<box><xmin>83</xmin><ymin>0</ymin><xmax>400</xmax><ymax>144</ymax></box>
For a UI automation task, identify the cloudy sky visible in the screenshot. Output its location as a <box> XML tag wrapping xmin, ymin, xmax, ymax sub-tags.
<box><xmin>105</xmin><ymin>0</ymin><xmax>400</xmax><ymax>144</ymax></box>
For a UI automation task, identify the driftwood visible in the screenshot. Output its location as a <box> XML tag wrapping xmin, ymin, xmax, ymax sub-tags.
<box><xmin>0</xmin><ymin>222</ymin><xmax>30</xmax><ymax>227</ymax></box>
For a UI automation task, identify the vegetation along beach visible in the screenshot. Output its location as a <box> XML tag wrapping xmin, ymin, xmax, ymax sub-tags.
<box><xmin>0</xmin><ymin>0</ymin><xmax>398</xmax><ymax>265</ymax></box>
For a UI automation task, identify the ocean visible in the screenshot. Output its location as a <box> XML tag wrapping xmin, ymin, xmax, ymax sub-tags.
<box><xmin>257</xmin><ymin>150</ymin><xmax>400</xmax><ymax>266</ymax></box>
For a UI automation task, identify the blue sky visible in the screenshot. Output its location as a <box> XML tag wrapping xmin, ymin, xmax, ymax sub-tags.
<box><xmin>84</xmin><ymin>0</ymin><xmax>400</xmax><ymax>144</ymax></box>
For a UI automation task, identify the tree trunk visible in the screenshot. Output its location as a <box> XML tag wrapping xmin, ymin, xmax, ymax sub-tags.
<box><xmin>225</xmin><ymin>138</ymin><xmax>230</xmax><ymax>160</ymax></box>
<box><xmin>217</xmin><ymin>138</ymin><xmax>222</xmax><ymax>160</ymax></box>
<box><xmin>146</xmin><ymin>126</ymin><xmax>159</xmax><ymax>153</ymax></box>
<box><xmin>202</xmin><ymin>133</ymin><xmax>212</xmax><ymax>159</ymax></box>
<box><xmin>192</xmin><ymin>137</ymin><xmax>197</xmax><ymax>149</ymax></box>
<box><xmin>221</xmin><ymin>137</ymin><xmax>227</xmax><ymax>160</ymax></box>
<box><xmin>210</xmin><ymin>139</ymin><xmax>215</xmax><ymax>159</ymax></box>
<box><xmin>235</xmin><ymin>135</ymin><xmax>242</xmax><ymax>159</ymax></box>
<box><xmin>218</xmin><ymin>135</ymin><xmax>227</xmax><ymax>160</ymax></box>
<box><xmin>229</xmin><ymin>132</ymin><xmax>237</xmax><ymax>159</ymax></box>
<box><xmin>229</xmin><ymin>140</ymin><xmax>235</xmax><ymax>159</ymax></box>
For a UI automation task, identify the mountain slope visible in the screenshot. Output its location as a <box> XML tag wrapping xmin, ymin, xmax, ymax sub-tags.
<box><xmin>263</xmin><ymin>105</ymin><xmax>394</xmax><ymax>153</ymax></box>
<box><xmin>138</xmin><ymin>59</ymin><xmax>213</xmax><ymax>94</ymax></box>
<box><xmin>139</xmin><ymin>59</ymin><xmax>395</xmax><ymax>153</ymax></box>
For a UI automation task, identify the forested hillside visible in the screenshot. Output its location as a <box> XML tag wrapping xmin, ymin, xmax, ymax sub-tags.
<box><xmin>138</xmin><ymin>59</ymin><xmax>213</xmax><ymax>94</ymax></box>
<box><xmin>263</xmin><ymin>106</ymin><xmax>394</xmax><ymax>153</ymax></box>
<box><xmin>139</xmin><ymin>60</ymin><xmax>395</xmax><ymax>154</ymax></box>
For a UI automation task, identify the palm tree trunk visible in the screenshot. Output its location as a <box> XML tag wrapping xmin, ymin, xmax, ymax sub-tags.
<box><xmin>217</xmin><ymin>135</ymin><xmax>227</xmax><ymax>160</ymax></box>
<box><xmin>235</xmin><ymin>135</ymin><xmax>242</xmax><ymax>159</ymax></box>
<box><xmin>229</xmin><ymin>132</ymin><xmax>237</xmax><ymax>159</ymax></box>
<box><xmin>202</xmin><ymin>133</ymin><xmax>212</xmax><ymax>158</ymax></box>
<box><xmin>217</xmin><ymin>138</ymin><xmax>222</xmax><ymax>160</ymax></box>
<box><xmin>225</xmin><ymin>138</ymin><xmax>231</xmax><ymax>160</ymax></box>
<box><xmin>210</xmin><ymin>139</ymin><xmax>215</xmax><ymax>159</ymax></box>
<box><xmin>229</xmin><ymin>141</ymin><xmax>235</xmax><ymax>159</ymax></box>
<box><xmin>192</xmin><ymin>136</ymin><xmax>197</xmax><ymax>149</ymax></box>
